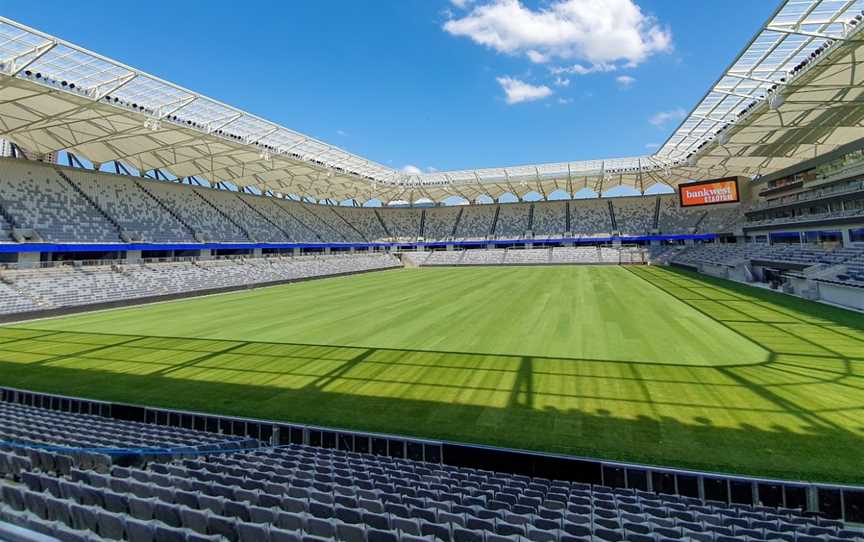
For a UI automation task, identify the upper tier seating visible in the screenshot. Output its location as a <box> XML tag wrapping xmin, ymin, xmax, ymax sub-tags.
<box><xmin>236</xmin><ymin>195</ymin><xmax>318</xmax><ymax>242</ymax></box>
<box><xmin>65</xmin><ymin>169</ymin><xmax>193</xmax><ymax>242</ymax></box>
<box><xmin>454</xmin><ymin>206</ymin><xmax>495</xmax><ymax>240</ymax></box>
<box><xmin>310</xmin><ymin>206</ymin><xmax>365</xmax><ymax>243</ymax></box>
<box><xmin>531</xmin><ymin>201</ymin><xmax>567</xmax><ymax>238</ymax></box>
<box><xmin>276</xmin><ymin>200</ymin><xmax>349</xmax><ymax>242</ymax></box>
<box><xmin>700</xmin><ymin>206</ymin><xmax>742</xmax><ymax>233</ymax></box>
<box><xmin>657</xmin><ymin>197</ymin><xmax>701</xmax><ymax>234</ymax></box>
<box><xmin>745</xmin><ymin>207</ymin><xmax>864</xmax><ymax>228</ymax></box>
<box><xmin>569</xmin><ymin>199</ymin><xmax>612</xmax><ymax>236</ymax></box>
<box><xmin>750</xmin><ymin>179</ymin><xmax>864</xmax><ymax>212</ymax></box>
<box><xmin>380</xmin><ymin>209</ymin><xmax>421</xmax><ymax>241</ymax></box>
<box><xmin>0</xmin><ymin>158</ymin><xmax>772</xmax><ymax>245</ymax></box>
<box><xmin>195</xmin><ymin>190</ymin><xmax>284</xmax><ymax>243</ymax></box>
<box><xmin>0</xmin><ymin>160</ymin><xmax>118</xmax><ymax>242</ymax></box>
<box><xmin>423</xmin><ymin>207</ymin><xmax>463</xmax><ymax>241</ymax></box>
<box><xmin>140</xmin><ymin>181</ymin><xmax>248</xmax><ymax>242</ymax></box>
<box><xmin>611</xmin><ymin>198</ymin><xmax>654</xmax><ymax>236</ymax></box>
<box><xmin>0</xmin><ymin>216</ymin><xmax>12</xmax><ymax>243</ymax></box>
<box><xmin>494</xmin><ymin>204</ymin><xmax>530</xmax><ymax>238</ymax></box>
<box><xmin>657</xmin><ymin>198</ymin><xmax>741</xmax><ymax>235</ymax></box>
<box><xmin>2</xmin><ymin>399</ymin><xmax>857</xmax><ymax>542</ymax></box>
<box><xmin>332</xmin><ymin>206</ymin><xmax>388</xmax><ymax>242</ymax></box>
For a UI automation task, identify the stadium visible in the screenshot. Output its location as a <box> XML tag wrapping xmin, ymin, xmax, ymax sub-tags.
<box><xmin>0</xmin><ymin>0</ymin><xmax>863</xmax><ymax>540</ymax></box>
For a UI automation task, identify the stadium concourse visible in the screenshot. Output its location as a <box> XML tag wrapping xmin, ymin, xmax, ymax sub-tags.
<box><xmin>2</xmin><ymin>1</ymin><xmax>864</xmax><ymax>541</ymax></box>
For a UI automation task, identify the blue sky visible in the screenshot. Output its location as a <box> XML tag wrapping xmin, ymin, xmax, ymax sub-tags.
<box><xmin>3</xmin><ymin>0</ymin><xmax>777</xmax><ymax>179</ymax></box>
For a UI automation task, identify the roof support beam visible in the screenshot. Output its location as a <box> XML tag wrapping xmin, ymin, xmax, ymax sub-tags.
<box><xmin>444</xmin><ymin>175</ymin><xmax>471</xmax><ymax>202</ymax></box>
<box><xmin>206</xmin><ymin>113</ymin><xmax>243</xmax><ymax>134</ymax></box>
<box><xmin>690</xmin><ymin>113</ymin><xmax>736</xmax><ymax>124</ymax></box>
<box><xmin>0</xmin><ymin>75</ymin><xmax>143</xmax><ymax>138</ymax></box>
<box><xmin>156</xmin><ymin>95</ymin><xmax>197</xmax><ymax>119</ymax></box>
<box><xmin>3</xmin><ymin>40</ymin><xmax>56</xmax><ymax>76</ymax></box>
<box><xmin>724</xmin><ymin>72</ymin><xmax>787</xmax><ymax>86</ymax></box>
<box><xmin>534</xmin><ymin>167</ymin><xmax>546</xmax><ymax>199</ymax></box>
<box><xmin>472</xmin><ymin>171</ymin><xmax>485</xmax><ymax>194</ymax></box>
<box><xmin>277</xmin><ymin>137</ymin><xmax>309</xmax><ymax>155</ymax></box>
<box><xmin>246</xmin><ymin>127</ymin><xmax>278</xmax><ymax>146</ymax></box>
<box><xmin>92</xmin><ymin>72</ymin><xmax>137</xmax><ymax>101</ymax></box>
<box><xmin>713</xmin><ymin>89</ymin><xmax>765</xmax><ymax>100</ymax></box>
<box><xmin>503</xmin><ymin>170</ymin><xmax>518</xmax><ymax>197</ymax></box>
<box><xmin>654</xmin><ymin>0</ymin><xmax>859</xmax><ymax>162</ymax></box>
<box><xmin>0</xmin><ymin>97</ymin><xmax>119</xmax><ymax>137</ymax></box>
<box><xmin>765</xmin><ymin>24</ymin><xmax>854</xmax><ymax>42</ymax></box>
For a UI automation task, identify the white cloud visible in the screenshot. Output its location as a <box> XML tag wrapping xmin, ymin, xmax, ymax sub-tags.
<box><xmin>526</xmin><ymin>50</ymin><xmax>549</xmax><ymax>63</ymax></box>
<box><xmin>451</xmin><ymin>0</ymin><xmax>474</xmax><ymax>8</ymax></box>
<box><xmin>649</xmin><ymin>108</ymin><xmax>686</xmax><ymax>127</ymax></box>
<box><xmin>615</xmin><ymin>75</ymin><xmax>635</xmax><ymax>88</ymax></box>
<box><xmin>426</xmin><ymin>166</ymin><xmax>439</xmax><ymax>173</ymax></box>
<box><xmin>336</xmin><ymin>129</ymin><xmax>348</xmax><ymax>136</ymax></box>
<box><xmin>644</xmin><ymin>142</ymin><xmax>659</xmax><ymax>149</ymax></box>
<box><xmin>496</xmin><ymin>76</ymin><xmax>553</xmax><ymax>104</ymax></box>
<box><xmin>551</xmin><ymin>62</ymin><xmax>616</xmax><ymax>75</ymax></box>
<box><xmin>443</xmin><ymin>0</ymin><xmax>672</xmax><ymax>67</ymax></box>
<box><xmin>557</xmin><ymin>97</ymin><xmax>573</xmax><ymax>105</ymax></box>
<box><xmin>553</xmin><ymin>76</ymin><xmax>570</xmax><ymax>87</ymax></box>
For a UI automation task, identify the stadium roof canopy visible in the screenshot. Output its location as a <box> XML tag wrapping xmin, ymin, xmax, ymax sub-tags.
<box><xmin>0</xmin><ymin>0</ymin><xmax>863</xmax><ymax>204</ymax></box>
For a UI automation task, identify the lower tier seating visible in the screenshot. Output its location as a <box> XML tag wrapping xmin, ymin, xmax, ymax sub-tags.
<box><xmin>416</xmin><ymin>247</ymin><xmax>646</xmax><ymax>267</ymax></box>
<box><xmin>0</xmin><ymin>400</ymin><xmax>859</xmax><ymax>542</ymax></box>
<box><xmin>0</xmin><ymin>254</ymin><xmax>401</xmax><ymax>316</ymax></box>
<box><xmin>671</xmin><ymin>244</ymin><xmax>864</xmax><ymax>285</ymax></box>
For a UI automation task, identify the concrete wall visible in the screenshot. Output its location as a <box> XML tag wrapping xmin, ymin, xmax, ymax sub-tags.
<box><xmin>684</xmin><ymin>263</ymin><xmax>863</xmax><ymax>313</ymax></box>
<box><xmin>17</xmin><ymin>252</ymin><xmax>39</xmax><ymax>268</ymax></box>
<box><xmin>701</xmin><ymin>264</ymin><xmax>729</xmax><ymax>280</ymax></box>
<box><xmin>816</xmin><ymin>281</ymin><xmax>864</xmax><ymax>311</ymax></box>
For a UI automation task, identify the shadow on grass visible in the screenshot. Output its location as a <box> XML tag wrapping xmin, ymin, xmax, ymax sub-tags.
<box><xmin>1</xmin><ymin>274</ymin><xmax>864</xmax><ymax>485</ymax></box>
<box><xmin>1</xmin><ymin>356</ymin><xmax>863</xmax><ymax>483</ymax></box>
<box><xmin>624</xmin><ymin>266</ymin><xmax>864</xmax><ymax>435</ymax></box>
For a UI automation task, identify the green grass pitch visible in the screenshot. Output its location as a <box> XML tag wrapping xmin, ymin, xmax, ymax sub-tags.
<box><xmin>1</xmin><ymin>265</ymin><xmax>863</xmax><ymax>483</ymax></box>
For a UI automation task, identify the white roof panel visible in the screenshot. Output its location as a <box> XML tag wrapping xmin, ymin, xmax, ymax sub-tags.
<box><xmin>1</xmin><ymin>1</ymin><xmax>863</xmax><ymax>202</ymax></box>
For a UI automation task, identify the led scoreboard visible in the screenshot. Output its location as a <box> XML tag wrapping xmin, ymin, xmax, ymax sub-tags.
<box><xmin>679</xmin><ymin>177</ymin><xmax>740</xmax><ymax>207</ymax></box>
